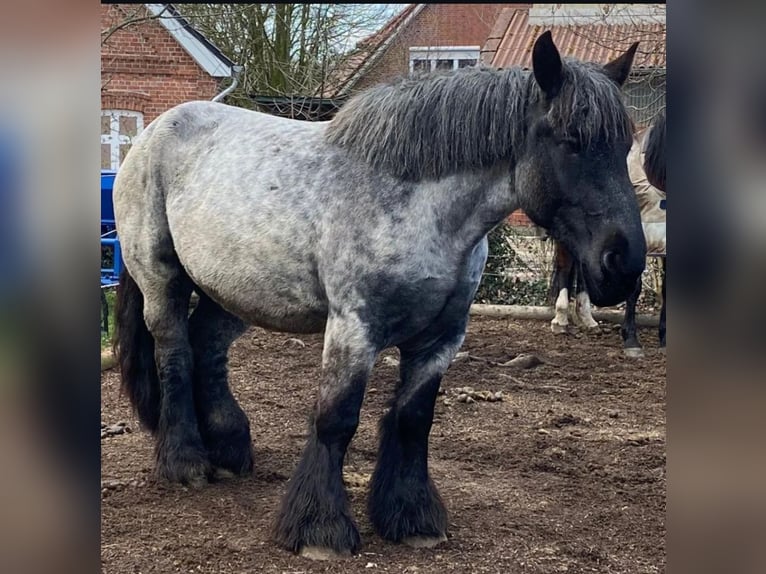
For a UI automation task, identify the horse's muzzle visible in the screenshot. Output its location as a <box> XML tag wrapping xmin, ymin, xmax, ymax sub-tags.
<box><xmin>585</xmin><ymin>229</ymin><xmax>647</xmax><ymax>307</ymax></box>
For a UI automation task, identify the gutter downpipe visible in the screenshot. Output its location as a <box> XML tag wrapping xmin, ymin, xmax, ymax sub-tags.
<box><xmin>212</xmin><ymin>65</ymin><xmax>244</xmax><ymax>102</ymax></box>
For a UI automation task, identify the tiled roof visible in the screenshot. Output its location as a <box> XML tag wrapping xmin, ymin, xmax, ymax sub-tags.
<box><xmin>482</xmin><ymin>5</ymin><xmax>665</xmax><ymax>70</ymax></box>
<box><xmin>323</xmin><ymin>4</ymin><xmax>424</xmax><ymax>98</ymax></box>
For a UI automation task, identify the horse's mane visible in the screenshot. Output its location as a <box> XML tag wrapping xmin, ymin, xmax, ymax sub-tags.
<box><xmin>642</xmin><ymin>111</ymin><xmax>666</xmax><ymax>191</ymax></box>
<box><xmin>325</xmin><ymin>59</ymin><xmax>634</xmax><ymax>181</ymax></box>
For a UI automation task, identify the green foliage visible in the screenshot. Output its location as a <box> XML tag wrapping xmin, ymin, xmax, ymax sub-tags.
<box><xmin>101</xmin><ymin>289</ymin><xmax>116</xmax><ymax>349</ymax></box>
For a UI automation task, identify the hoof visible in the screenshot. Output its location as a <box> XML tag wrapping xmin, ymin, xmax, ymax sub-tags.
<box><xmin>213</xmin><ymin>467</ymin><xmax>237</xmax><ymax>480</ymax></box>
<box><xmin>299</xmin><ymin>546</ymin><xmax>352</xmax><ymax>561</ymax></box>
<box><xmin>156</xmin><ymin>442</ymin><xmax>212</xmax><ymax>487</ymax></box>
<box><xmin>207</xmin><ymin>444</ymin><xmax>253</xmax><ymax>478</ymax></box>
<box><xmin>368</xmin><ymin>475</ymin><xmax>448</xmax><ymax>546</ymax></box>
<box><xmin>157</xmin><ymin>467</ymin><xmax>209</xmax><ymax>489</ymax></box>
<box><xmin>185</xmin><ymin>474</ymin><xmax>209</xmax><ymax>489</ymax></box>
<box><xmin>551</xmin><ymin>322</ymin><xmax>568</xmax><ymax>334</ymax></box>
<box><xmin>274</xmin><ymin>495</ymin><xmax>361</xmax><ymax>558</ymax></box>
<box><xmin>202</xmin><ymin>420</ymin><xmax>254</xmax><ymax>478</ymax></box>
<box><xmin>403</xmin><ymin>534</ymin><xmax>448</xmax><ymax>549</ymax></box>
<box><xmin>623</xmin><ymin>347</ymin><xmax>645</xmax><ymax>358</ymax></box>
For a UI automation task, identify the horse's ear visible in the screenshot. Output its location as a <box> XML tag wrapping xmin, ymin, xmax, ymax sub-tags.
<box><xmin>532</xmin><ymin>31</ymin><xmax>563</xmax><ymax>99</ymax></box>
<box><xmin>603</xmin><ymin>42</ymin><xmax>639</xmax><ymax>87</ymax></box>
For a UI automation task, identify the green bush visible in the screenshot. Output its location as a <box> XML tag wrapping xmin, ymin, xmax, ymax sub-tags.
<box><xmin>475</xmin><ymin>225</ymin><xmax>550</xmax><ymax>306</ymax></box>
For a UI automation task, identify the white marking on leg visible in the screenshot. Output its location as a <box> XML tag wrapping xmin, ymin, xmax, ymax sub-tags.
<box><xmin>551</xmin><ymin>288</ymin><xmax>569</xmax><ymax>334</ymax></box>
<box><xmin>574</xmin><ymin>291</ymin><xmax>599</xmax><ymax>329</ymax></box>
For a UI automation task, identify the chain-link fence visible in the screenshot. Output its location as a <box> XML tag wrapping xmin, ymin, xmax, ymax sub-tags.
<box><xmin>475</xmin><ymin>224</ymin><xmax>664</xmax><ymax>314</ymax></box>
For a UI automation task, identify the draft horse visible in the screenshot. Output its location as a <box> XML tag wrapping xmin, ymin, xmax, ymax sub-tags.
<box><xmin>548</xmin><ymin>111</ymin><xmax>666</xmax><ymax>356</ymax></box>
<box><xmin>112</xmin><ymin>32</ymin><xmax>644</xmax><ymax>558</ymax></box>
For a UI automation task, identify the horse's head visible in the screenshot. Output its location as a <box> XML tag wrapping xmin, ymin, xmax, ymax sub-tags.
<box><xmin>515</xmin><ymin>31</ymin><xmax>646</xmax><ymax>307</ymax></box>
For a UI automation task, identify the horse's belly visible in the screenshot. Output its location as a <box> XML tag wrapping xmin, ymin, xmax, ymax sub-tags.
<box><xmin>221</xmin><ymin>281</ymin><xmax>328</xmax><ymax>334</ymax></box>
<box><xmin>181</xmin><ymin>253</ymin><xmax>328</xmax><ymax>333</ymax></box>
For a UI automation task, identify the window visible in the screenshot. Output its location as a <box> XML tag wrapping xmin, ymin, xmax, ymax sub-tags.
<box><xmin>408</xmin><ymin>46</ymin><xmax>481</xmax><ymax>74</ymax></box>
<box><xmin>412</xmin><ymin>59</ymin><xmax>430</xmax><ymax>73</ymax></box>
<box><xmin>101</xmin><ymin>110</ymin><xmax>143</xmax><ymax>170</ymax></box>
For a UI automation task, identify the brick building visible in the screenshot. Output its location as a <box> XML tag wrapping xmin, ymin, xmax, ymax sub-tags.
<box><xmin>326</xmin><ymin>4</ymin><xmax>505</xmax><ymax>98</ymax></box>
<box><xmin>101</xmin><ymin>3</ymin><xmax>236</xmax><ymax>170</ymax></box>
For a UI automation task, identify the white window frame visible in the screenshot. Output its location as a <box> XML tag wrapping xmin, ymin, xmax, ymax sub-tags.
<box><xmin>408</xmin><ymin>46</ymin><xmax>481</xmax><ymax>74</ymax></box>
<box><xmin>101</xmin><ymin>110</ymin><xmax>144</xmax><ymax>170</ymax></box>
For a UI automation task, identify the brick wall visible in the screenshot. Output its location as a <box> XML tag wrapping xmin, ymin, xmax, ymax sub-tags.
<box><xmin>101</xmin><ymin>4</ymin><xmax>221</xmax><ymax>124</ymax></box>
<box><xmin>507</xmin><ymin>210</ymin><xmax>533</xmax><ymax>227</ymax></box>
<box><xmin>353</xmin><ymin>4</ymin><xmax>505</xmax><ymax>92</ymax></box>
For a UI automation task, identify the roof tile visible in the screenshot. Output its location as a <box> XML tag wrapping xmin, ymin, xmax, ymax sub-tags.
<box><xmin>486</xmin><ymin>6</ymin><xmax>665</xmax><ymax>70</ymax></box>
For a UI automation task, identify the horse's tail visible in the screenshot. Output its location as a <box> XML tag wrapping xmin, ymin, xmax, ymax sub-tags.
<box><xmin>113</xmin><ymin>267</ymin><xmax>160</xmax><ymax>433</ymax></box>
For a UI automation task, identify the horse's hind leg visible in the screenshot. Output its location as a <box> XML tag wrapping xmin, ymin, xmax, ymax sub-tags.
<box><xmin>368</xmin><ymin>317</ymin><xmax>468</xmax><ymax>548</ymax></box>
<box><xmin>141</xmin><ymin>269</ymin><xmax>212</xmax><ymax>485</ymax></box>
<box><xmin>274</xmin><ymin>312</ymin><xmax>377</xmax><ymax>558</ymax></box>
<box><xmin>188</xmin><ymin>291</ymin><xmax>252</xmax><ymax>478</ymax></box>
<box><xmin>621</xmin><ymin>277</ymin><xmax>644</xmax><ymax>358</ymax></box>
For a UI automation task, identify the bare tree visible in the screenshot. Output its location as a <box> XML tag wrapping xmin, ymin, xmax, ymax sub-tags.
<box><xmin>175</xmin><ymin>4</ymin><xmax>398</xmax><ymax>110</ymax></box>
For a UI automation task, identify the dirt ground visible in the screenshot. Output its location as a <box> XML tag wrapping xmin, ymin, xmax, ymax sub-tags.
<box><xmin>101</xmin><ymin>316</ymin><xmax>665</xmax><ymax>574</ymax></box>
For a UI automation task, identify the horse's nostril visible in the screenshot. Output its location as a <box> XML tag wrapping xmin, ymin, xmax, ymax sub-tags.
<box><xmin>602</xmin><ymin>250</ymin><xmax>619</xmax><ymax>273</ymax></box>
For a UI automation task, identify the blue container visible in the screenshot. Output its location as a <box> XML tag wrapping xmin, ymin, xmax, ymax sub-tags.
<box><xmin>101</xmin><ymin>169</ymin><xmax>122</xmax><ymax>285</ymax></box>
<box><xmin>101</xmin><ymin>169</ymin><xmax>117</xmax><ymax>224</ymax></box>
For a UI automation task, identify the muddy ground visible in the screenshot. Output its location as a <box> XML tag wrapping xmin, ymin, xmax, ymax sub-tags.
<box><xmin>101</xmin><ymin>316</ymin><xmax>665</xmax><ymax>574</ymax></box>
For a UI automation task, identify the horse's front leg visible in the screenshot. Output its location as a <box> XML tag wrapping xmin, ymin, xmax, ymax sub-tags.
<box><xmin>621</xmin><ymin>276</ymin><xmax>644</xmax><ymax>357</ymax></box>
<box><xmin>368</xmin><ymin>320</ymin><xmax>467</xmax><ymax>548</ymax></box>
<box><xmin>573</xmin><ymin>265</ymin><xmax>599</xmax><ymax>329</ymax></box>
<box><xmin>551</xmin><ymin>241</ymin><xmax>574</xmax><ymax>334</ymax></box>
<box><xmin>274</xmin><ymin>312</ymin><xmax>377</xmax><ymax>559</ymax></box>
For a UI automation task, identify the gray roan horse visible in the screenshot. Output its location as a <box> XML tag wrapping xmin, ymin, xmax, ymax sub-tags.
<box><xmin>112</xmin><ymin>32</ymin><xmax>645</xmax><ymax>559</ymax></box>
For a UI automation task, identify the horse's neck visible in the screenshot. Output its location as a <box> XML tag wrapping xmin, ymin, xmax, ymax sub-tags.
<box><xmin>414</xmin><ymin>163</ymin><xmax>518</xmax><ymax>248</ymax></box>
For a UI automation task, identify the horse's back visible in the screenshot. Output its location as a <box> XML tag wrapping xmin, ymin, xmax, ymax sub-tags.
<box><xmin>141</xmin><ymin>101</ymin><xmax>327</xmax><ymax>163</ymax></box>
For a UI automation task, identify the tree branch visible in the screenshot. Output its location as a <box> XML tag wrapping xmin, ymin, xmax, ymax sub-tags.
<box><xmin>101</xmin><ymin>5</ymin><xmax>171</xmax><ymax>46</ymax></box>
